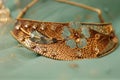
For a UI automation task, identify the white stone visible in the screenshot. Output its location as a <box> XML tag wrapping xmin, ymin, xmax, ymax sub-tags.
<box><xmin>15</xmin><ymin>24</ymin><xmax>20</xmax><ymax>30</ymax></box>
<box><xmin>40</xmin><ymin>23</ymin><xmax>45</xmax><ymax>30</ymax></box>
<box><xmin>32</xmin><ymin>24</ymin><xmax>37</xmax><ymax>29</ymax></box>
<box><xmin>25</xmin><ymin>24</ymin><xmax>28</xmax><ymax>28</ymax></box>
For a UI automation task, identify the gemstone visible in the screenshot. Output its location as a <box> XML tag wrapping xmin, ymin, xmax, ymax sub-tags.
<box><xmin>40</xmin><ymin>23</ymin><xmax>45</xmax><ymax>30</ymax></box>
<box><xmin>81</xmin><ymin>27</ymin><xmax>90</xmax><ymax>38</ymax></box>
<box><xmin>77</xmin><ymin>38</ymin><xmax>87</xmax><ymax>48</ymax></box>
<box><xmin>66</xmin><ymin>39</ymin><xmax>76</xmax><ymax>48</ymax></box>
<box><xmin>32</xmin><ymin>24</ymin><xmax>37</xmax><ymax>29</ymax></box>
<box><xmin>31</xmin><ymin>31</ymin><xmax>40</xmax><ymax>37</ymax></box>
<box><xmin>25</xmin><ymin>24</ymin><xmax>28</xmax><ymax>28</ymax></box>
<box><xmin>62</xmin><ymin>26</ymin><xmax>71</xmax><ymax>39</ymax></box>
<box><xmin>24</xmin><ymin>22</ymin><xmax>30</xmax><ymax>28</ymax></box>
<box><xmin>15</xmin><ymin>24</ymin><xmax>20</xmax><ymax>30</ymax></box>
<box><xmin>15</xmin><ymin>21</ymin><xmax>21</xmax><ymax>30</ymax></box>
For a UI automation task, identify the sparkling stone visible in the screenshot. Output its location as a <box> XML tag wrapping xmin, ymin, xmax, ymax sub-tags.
<box><xmin>81</xmin><ymin>27</ymin><xmax>90</xmax><ymax>38</ymax></box>
<box><xmin>32</xmin><ymin>24</ymin><xmax>37</xmax><ymax>29</ymax></box>
<box><xmin>25</xmin><ymin>24</ymin><xmax>28</xmax><ymax>28</ymax></box>
<box><xmin>15</xmin><ymin>24</ymin><xmax>20</xmax><ymax>30</ymax></box>
<box><xmin>24</xmin><ymin>22</ymin><xmax>30</xmax><ymax>28</ymax></box>
<box><xmin>15</xmin><ymin>21</ymin><xmax>21</xmax><ymax>30</ymax></box>
<box><xmin>77</xmin><ymin>38</ymin><xmax>87</xmax><ymax>48</ymax></box>
<box><xmin>62</xmin><ymin>26</ymin><xmax>71</xmax><ymax>39</ymax></box>
<box><xmin>65</xmin><ymin>39</ymin><xmax>76</xmax><ymax>48</ymax></box>
<box><xmin>40</xmin><ymin>23</ymin><xmax>45</xmax><ymax>30</ymax></box>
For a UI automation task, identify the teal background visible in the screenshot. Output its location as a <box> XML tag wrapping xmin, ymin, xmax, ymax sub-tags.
<box><xmin>0</xmin><ymin>0</ymin><xmax>120</xmax><ymax>80</ymax></box>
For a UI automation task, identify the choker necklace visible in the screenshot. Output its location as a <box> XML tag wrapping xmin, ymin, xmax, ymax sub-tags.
<box><xmin>11</xmin><ymin>0</ymin><xmax>118</xmax><ymax>60</ymax></box>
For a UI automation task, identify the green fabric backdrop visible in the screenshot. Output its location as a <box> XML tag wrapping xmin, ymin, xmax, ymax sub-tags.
<box><xmin>0</xmin><ymin>0</ymin><xmax>120</xmax><ymax>80</ymax></box>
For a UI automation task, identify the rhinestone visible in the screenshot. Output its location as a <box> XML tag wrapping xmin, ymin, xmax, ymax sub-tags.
<box><xmin>25</xmin><ymin>24</ymin><xmax>28</xmax><ymax>28</ymax></box>
<box><xmin>24</xmin><ymin>22</ymin><xmax>30</xmax><ymax>28</ymax></box>
<box><xmin>15</xmin><ymin>21</ymin><xmax>21</xmax><ymax>30</ymax></box>
<box><xmin>40</xmin><ymin>23</ymin><xmax>45</xmax><ymax>30</ymax></box>
<box><xmin>15</xmin><ymin>24</ymin><xmax>20</xmax><ymax>30</ymax></box>
<box><xmin>32</xmin><ymin>25</ymin><xmax>37</xmax><ymax>29</ymax></box>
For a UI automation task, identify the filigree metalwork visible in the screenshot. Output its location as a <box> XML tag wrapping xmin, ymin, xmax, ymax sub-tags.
<box><xmin>11</xmin><ymin>0</ymin><xmax>118</xmax><ymax>60</ymax></box>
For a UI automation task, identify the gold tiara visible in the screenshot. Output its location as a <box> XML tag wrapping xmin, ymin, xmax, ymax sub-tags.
<box><xmin>11</xmin><ymin>0</ymin><xmax>118</xmax><ymax>60</ymax></box>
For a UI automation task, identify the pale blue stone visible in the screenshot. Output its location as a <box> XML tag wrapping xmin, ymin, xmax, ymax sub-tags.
<box><xmin>81</xmin><ymin>27</ymin><xmax>90</xmax><ymax>38</ymax></box>
<box><xmin>77</xmin><ymin>38</ymin><xmax>87</xmax><ymax>48</ymax></box>
<box><xmin>65</xmin><ymin>39</ymin><xmax>76</xmax><ymax>48</ymax></box>
<box><xmin>62</xmin><ymin>26</ymin><xmax>71</xmax><ymax>39</ymax></box>
<box><xmin>31</xmin><ymin>31</ymin><xmax>40</xmax><ymax>37</ymax></box>
<box><xmin>69</xmin><ymin>21</ymin><xmax>81</xmax><ymax>30</ymax></box>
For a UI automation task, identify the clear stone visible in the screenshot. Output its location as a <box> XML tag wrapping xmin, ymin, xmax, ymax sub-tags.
<box><xmin>32</xmin><ymin>24</ymin><xmax>37</xmax><ymax>29</ymax></box>
<box><xmin>24</xmin><ymin>22</ymin><xmax>30</xmax><ymax>28</ymax></box>
<box><xmin>25</xmin><ymin>24</ymin><xmax>28</xmax><ymax>28</ymax></box>
<box><xmin>40</xmin><ymin>23</ymin><xmax>45</xmax><ymax>30</ymax></box>
<box><xmin>15</xmin><ymin>24</ymin><xmax>20</xmax><ymax>30</ymax></box>
<box><xmin>15</xmin><ymin>21</ymin><xmax>21</xmax><ymax>30</ymax></box>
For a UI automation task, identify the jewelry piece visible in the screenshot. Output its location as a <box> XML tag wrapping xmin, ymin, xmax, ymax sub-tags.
<box><xmin>0</xmin><ymin>0</ymin><xmax>11</xmax><ymax>24</ymax></box>
<box><xmin>11</xmin><ymin>0</ymin><xmax>118</xmax><ymax>60</ymax></box>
